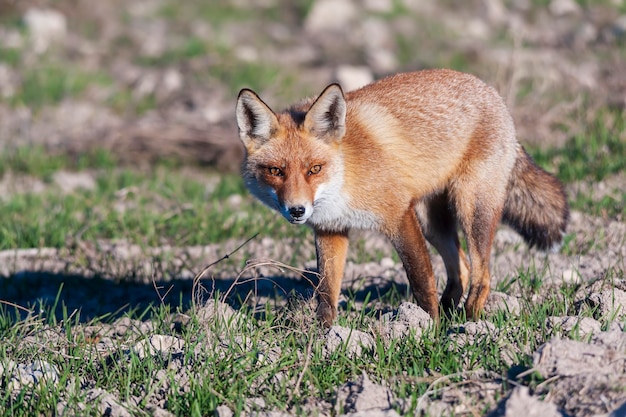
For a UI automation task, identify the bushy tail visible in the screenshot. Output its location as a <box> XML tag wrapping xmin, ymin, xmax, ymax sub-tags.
<box><xmin>502</xmin><ymin>146</ymin><xmax>569</xmax><ymax>250</ymax></box>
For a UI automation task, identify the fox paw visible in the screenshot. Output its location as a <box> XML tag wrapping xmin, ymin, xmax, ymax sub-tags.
<box><xmin>316</xmin><ymin>303</ymin><xmax>337</xmax><ymax>328</ymax></box>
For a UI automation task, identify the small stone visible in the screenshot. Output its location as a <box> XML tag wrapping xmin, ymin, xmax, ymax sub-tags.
<box><xmin>227</xmin><ymin>194</ymin><xmax>243</xmax><ymax>207</ymax></box>
<box><xmin>112</xmin><ymin>317</ymin><xmax>153</xmax><ymax>336</ymax></box>
<box><xmin>53</xmin><ymin>171</ymin><xmax>97</xmax><ymax>194</ymax></box>
<box><xmin>196</xmin><ymin>300</ymin><xmax>243</xmax><ymax>329</ymax></box>
<box><xmin>336</xmin><ymin>66</ymin><xmax>374</xmax><ymax>92</ymax></box>
<box><xmin>533</xmin><ymin>338</ymin><xmax>624</xmax><ymax>378</ymax></box>
<box><xmin>448</xmin><ymin>320</ymin><xmax>498</xmax><ymax>348</ymax></box>
<box><xmin>549</xmin><ymin>0</ymin><xmax>581</xmax><ymax>17</ymax></box>
<box><xmin>133</xmin><ymin>335</ymin><xmax>184</xmax><ymax>359</ymax></box>
<box><xmin>585</xmin><ymin>289</ymin><xmax>626</xmax><ymax>320</ymax></box>
<box><xmin>23</xmin><ymin>8</ymin><xmax>67</xmax><ymax>53</ymax></box>
<box><xmin>379</xmin><ymin>257</ymin><xmax>396</xmax><ymax>270</ymax></box>
<box><xmin>10</xmin><ymin>360</ymin><xmax>59</xmax><ymax>390</ymax></box>
<box><xmin>363</xmin><ymin>0</ymin><xmax>394</xmax><ymax>13</ymax></box>
<box><xmin>151</xmin><ymin>407</ymin><xmax>176</xmax><ymax>417</ymax></box>
<box><xmin>546</xmin><ymin>316</ymin><xmax>602</xmax><ymax>338</ymax></box>
<box><xmin>161</xmin><ymin>69</ymin><xmax>183</xmax><ymax>94</ymax></box>
<box><xmin>396</xmin><ymin>302</ymin><xmax>432</xmax><ymax>328</ymax></box>
<box><xmin>325</xmin><ymin>326</ymin><xmax>375</xmax><ymax>358</ymax></box>
<box><xmin>591</xmin><ymin>328</ymin><xmax>626</xmax><ymax>349</ymax></box>
<box><xmin>305</xmin><ymin>0</ymin><xmax>358</xmax><ymax>33</ymax></box>
<box><xmin>561</xmin><ymin>269</ymin><xmax>581</xmax><ymax>284</ymax></box>
<box><xmin>488</xmin><ymin>386</ymin><xmax>563</xmax><ymax>417</ymax></box>
<box><xmin>459</xmin><ymin>320</ymin><xmax>497</xmax><ymax>336</ymax></box>
<box><xmin>216</xmin><ymin>405</ymin><xmax>234</xmax><ymax>417</ymax></box>
<box><xmin>245</xmin><ymin>397</ymin><xmax>267</xmax><ymax>411</ymax></box>
<box><xmin>379</xmin><ymin>302</ymin><xmax>432</xmax><ymax>340</ymax></box>
<box><xmin>85</xmin><ymin>388</ymin><xmax>132</xmax><ymax>417</ymax></box>
<box><xmin>484</xmin><ymin>292</ymin><xmax>522</xmax><ymax>315</ymax></box>
<box><xmin>335</xmin><ymin>372</ymin><xmax>395</xmax><ymax>414</ymax></box>
<box><xmin>367</xmin><ymin>49</ymin><xmax>398</xmax><ymax>73</ymax></box>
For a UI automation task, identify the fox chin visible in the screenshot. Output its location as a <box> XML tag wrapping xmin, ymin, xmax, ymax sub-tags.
<box><xmin>236</xmin><ymin>69</ymin><xmax>569</xmax><ymax>327</ymax></box>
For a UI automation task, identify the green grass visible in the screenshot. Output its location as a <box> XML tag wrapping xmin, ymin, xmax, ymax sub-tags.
<box><xmin>157</xmin><ymin>0</ymin><xmax>314</xmax><ymax>26</ymax></box>
<box><xmin>0</xmin><ymin>46</ymin><xmax>21</xmax><ymax>67</ymax></box>
<box><xmin>1</xmin><ymin>271</ymin><xmax>616</xmax><ymax>416</ymax></box>
<box><xmin>0</xmin><ymin>105</ymin><xmax>623</xmax><ymax>249</ymax></box>
<box><xmin>157</xmin><ymin>1</ymin><xmax>254</xmax><ymax>24</ymax></box>
<box><xmin>5</xmin><ymin>1</ymin><xmax>309</xmax><ymax>111</ymax></box>
<box><xmin>531</xmin><ymin>110</ymin><xmax>626</xmax><ymax>183</ymax></box>
<box><xmin>2</xmin><ymin>42</ymin><xmax>154</xmax><ymax>116</ymax></box>
<box><xmin>529</xmin><ymin>108</ymin><xmax>626</xmax><ymax>219</ymax></box>
<box><xmin>208</xmin><ymin>55</ymin><xmax>290</xmax><ymax>96</ymax></box>
<box><xmin>0</xmin><ymin>145</ymin><xmax>313</xmax><ymax>251</ymax></box>
<box><xmin>136</xmin><ymin>40</ymin><xmax>296</xmax><ymax>96</ymax></box>
<box><xmin>0</xmin><ymin>165</ymin><xmax>312</xmax><ymax>250</ymax></box>
<box><xmin>136</xmin><ymin>37</ymin><xmax>207</xmax><ymax>67</ymax></box>
<box><xmin>0</xmin><ymin>146</ymin><xmax>116</xmax><ymax>181</ymax></box>
<box><xmin>10</xmin><ymin>65</ymin><xmax>111</xmax><ymax>109</ymax></box>
<box><xmin>135</xmin><ymin>0</ymin><xmax>305</xmax><ymax>98</ymax></box>
<box><xmin>107</xmin><ymin>89</ymin><xmax>158</xmax><ymax>116</ymax></box>
<box><xmin>0</xmin><ymin>113</ymin><xmax>624</xmax><ymax>414</ymax></box>
<box><xmin>0</xmin><ymin>105</ymin><xmax>623</xmax><ymax>250</ymax></box>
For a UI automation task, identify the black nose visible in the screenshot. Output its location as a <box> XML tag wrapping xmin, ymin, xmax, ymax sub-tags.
<box><xmin>288</xmin><ymin>206</ymin><xmax>306</xmax><ymax>219</ymax></box>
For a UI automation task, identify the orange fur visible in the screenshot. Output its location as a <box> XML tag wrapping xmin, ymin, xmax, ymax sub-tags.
<box><xmin>236</xmin><ymin>69</ymin><xmax>568</xmax><ymax>326</ymax></box>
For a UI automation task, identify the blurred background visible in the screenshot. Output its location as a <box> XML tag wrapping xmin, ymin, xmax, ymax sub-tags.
<box><xmin>0</xmin><ymin>0</ymin><xmax>625</xmax><ymax>324</ymax></box>
<box><xmin>0</xmin><ymin>0</ymin><xmax>624</xmax><ymax>170</ymax></box>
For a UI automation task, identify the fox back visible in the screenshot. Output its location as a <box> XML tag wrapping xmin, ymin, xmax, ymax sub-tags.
<box><xmin>237</xmin><ymin>70</ymin><xmax>518</xmax><ymax>235</ymax></box>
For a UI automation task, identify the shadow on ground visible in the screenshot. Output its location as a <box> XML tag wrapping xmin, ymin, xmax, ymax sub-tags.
<box><xmin>0</xmin><ymin>270</ymin><xmax>411</xmax><ymax>323</ymax></box>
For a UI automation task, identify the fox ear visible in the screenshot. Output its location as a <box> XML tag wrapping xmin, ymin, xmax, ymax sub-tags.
<box><xmin>236</xmin><ymin>89</ymin><xmax>279</xmax><ymax>149</ymax></box>
<box><xmin>304</xmin><ymin>84</ymin><xmax>346</xmax><ymax>142</ymax></box>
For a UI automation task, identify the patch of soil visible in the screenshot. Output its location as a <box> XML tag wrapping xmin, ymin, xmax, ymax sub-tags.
<box><xmin>1</xmin><ymin>208</ymin><xmax>625</xmax><ymax>415</ymax></box>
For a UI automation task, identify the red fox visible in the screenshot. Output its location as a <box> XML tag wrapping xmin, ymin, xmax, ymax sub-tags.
<box><xmin>236</xmin><ymin>69</ymin><xmax>569</xmax><ymax>326</ymax></box>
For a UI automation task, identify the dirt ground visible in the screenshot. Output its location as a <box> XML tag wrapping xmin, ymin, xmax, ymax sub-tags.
<box><xmin>1</xmin><ymin>194</ymin><xmax>626</xmax><ymax>415</ymax></box>
<box><xmin>1</xmin><ymin>0</ymin><xmax>626</xmax><ymax>415</ymax></box>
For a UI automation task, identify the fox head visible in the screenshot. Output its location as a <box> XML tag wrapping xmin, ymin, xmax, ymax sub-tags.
<box><xmin>236</xmin><ymin>84</ymin><xmax>347</xmax><ymax>225</ymax></box>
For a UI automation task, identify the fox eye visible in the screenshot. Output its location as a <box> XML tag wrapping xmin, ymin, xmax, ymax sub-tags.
<box><xmin>268</xmin><ymin>167</ymin><xmax>283</xmax><ymax>176</ymax></box>
<box><xmin>308</xmin><ymin>164</ymin><xmax>322</xmax><ymax>175</ymax></box>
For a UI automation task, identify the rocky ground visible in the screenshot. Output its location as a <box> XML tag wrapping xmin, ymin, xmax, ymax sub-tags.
<box><xmin>1</xmin><ymin>203</ymin><xmax>626</xmax><ymax>416</ymax></box>
<box><xmin>1</xmin><ymin>0</ymin><xmax>626</xmax><ymax>416</ymax></box>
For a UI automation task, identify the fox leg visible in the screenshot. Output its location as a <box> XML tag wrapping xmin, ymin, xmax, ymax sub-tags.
<box><xmin>420</xmin><ymin>194</ymin><xmax>470</xmax><ymax>314</ymax></box>
<box><xmin>391</xmin><ymin>207</ymin><xmax>439</xmax><ymax>320</ymax></box>
<box><xmin>456</xmin><ymin>196</ymin><xmax>502</xmax><ymax>320</ymax></box>
<box><xmin>314</xmin><ymin>229</ymin><xmax>349</xmax><ymax>327</ymax></box>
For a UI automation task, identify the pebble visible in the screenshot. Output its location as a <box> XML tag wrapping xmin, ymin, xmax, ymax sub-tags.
<box><xmin>305</xmin><ymin>0</ymin><xmax>358</xmax><ymax>33</ymax></box>
<box><xmin>133</xmin><ymin>334</ymin><xmax>185</xmax><ymax>359</ymax></box>
<box><xmin>23</xmin><ymin>7</ymin><xmax>67</xmax><ymax>53</ymax></box>
<box><xmin>6</xmin><ymin>360</ymin><xmax>59</xmax><ymax>391</ymax></box>
<box><xmin>325</xmin><ymin>325</ymin><xmax>375</xmax><ymax>358</ymax></box>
